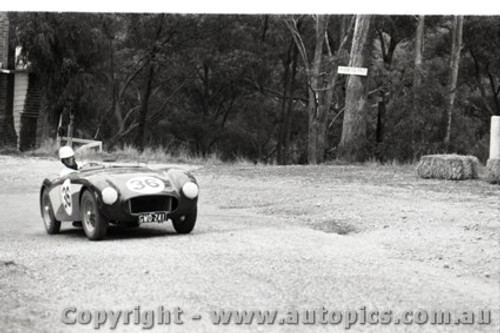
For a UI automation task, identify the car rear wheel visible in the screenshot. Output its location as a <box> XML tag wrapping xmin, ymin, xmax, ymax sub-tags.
<box><xmin>81</xmin><ymin>190</ymin><xmax>108</xmax><ymax>240</ymax></box>
<box><xmin>41</xmin><ymin>190</ymin><xmax>61</xmax><ymax>234</ymax></box>
<box><xmin>172</xmin><ymin>207</ymin><xmax>197</xmax><ymax>234</ymax></box>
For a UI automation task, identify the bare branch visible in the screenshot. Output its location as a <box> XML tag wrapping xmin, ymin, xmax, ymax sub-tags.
<box><xmin>283</xmin><ymin>17</ymin><xmax>310</xmax><ymax>71</ymax></box>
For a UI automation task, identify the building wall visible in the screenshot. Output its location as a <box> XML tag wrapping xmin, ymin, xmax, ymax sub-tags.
<box><xmin>0</xmin><ymin>12</ymin><xmax>18</xmax><ymax>147</ymax></box>
<box><xmin>0</xmin><ymin>12</ymin><xmax>9</xmax><ymax>68</ymax></box>
<box><xmin>1</xmin><ymin>13</ymin><xmax>42</xmax><ymax>150</ymax></box>
<box><xmin>14</xmin><ymin>71</ymin><xmax>29</xmax><ymax>137</ymax></box>
<box><xmin>19</xmin><ymin>73</ymin><xmax>42</xmax><ymax>151</ymax></box>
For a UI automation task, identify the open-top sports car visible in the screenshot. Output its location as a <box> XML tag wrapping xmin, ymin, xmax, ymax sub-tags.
<box><xmin>40</xmin><ymin>162</ymin><xmax>199</xmax><ymax>240</ymax></box>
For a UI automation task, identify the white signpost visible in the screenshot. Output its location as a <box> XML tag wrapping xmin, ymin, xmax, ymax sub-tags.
<box><xmin>337</xmin><ymin>66</ymin><xmax>368</xmax><ymax>76</ymax></box>
<box><xmin>490</xmin><ymin>116</ymin><xmax>500</xmax><ymax>159</ymax></box>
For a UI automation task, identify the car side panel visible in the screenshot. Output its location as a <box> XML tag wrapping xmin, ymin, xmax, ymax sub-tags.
<box><xmin>49</xmin><ymin>182</ymin><xmax>83</xmax><ymax>222</ymax></box>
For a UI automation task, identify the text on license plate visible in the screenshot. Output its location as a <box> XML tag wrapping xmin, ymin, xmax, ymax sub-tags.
<box><xmin>138</xmin><ymin>212</ymin><xmax>169</xmax><ymax>224</ymax></box>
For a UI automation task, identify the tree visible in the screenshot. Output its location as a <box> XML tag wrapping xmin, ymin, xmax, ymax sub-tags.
<box><xmin>370</xmin><ymin>15</ymin><xmax>417</xmax><ymax>161</ymax></box>
<box><xmin>276</xmin><ymin>35</ymin><xmax>299</xmax><ymax>165</ymax></box>
<box><xmin>374</xmin><ymin>15</ymin><xmax>416</xmax><ymax>66</ymax></box>
<box><xmin>11</xmin><ymin>13</ymin><xmax>497</xmax><ymax>163</ymax></box>
<box><xmin>285</xmin><ymin>15</ymin><xmax>353</xmax><ymax>164</ymax></box>
<box><xmin>338</xmin><ymin>15</ymin><xmax>372</xmax><ymax>162</ymax></box>
<box><xmin>443</xmin><ymin>16</ymin><xmax>464</xmax><ymax>148</ymax></box>
<box><xmin>15</xmin><ymin>12</ymin><xmax>110</xmax><ymax>141</ymax></box>
<box><xmin>412</xmin><ymin>15</ymin><xmax>425</xmax><ymax>157</ymax></box>
<box><xmin>462</xmin><ymin>16</ymin><xmax>500</xmax><ymax>116</ymax></box>
<box><xmin>133</xmin><ymin>14</ymin><xmax>164</xmax><ymax>152</ymax></box>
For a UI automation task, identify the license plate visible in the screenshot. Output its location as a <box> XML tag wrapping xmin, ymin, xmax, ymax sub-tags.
<box><xmin>138</xmin><ymin>212</ymin><xmax>169</xmax><ymax>224</ymax></box>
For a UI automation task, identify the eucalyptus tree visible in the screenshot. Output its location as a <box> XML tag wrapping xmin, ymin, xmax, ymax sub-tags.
<box><xmin>158</xmin><ymin>15</ymin><xmax>282</xmax><ymax>160</ymax></box>
<box><xmin>116</xmin><ymin>14</ymin><xmax>205</xmax><ymax>151</ymax></box>
<box><xmin>284</xmin><ymin>15</ymin><xmax>354</xmax><ymax>164</ymax></box>
<box><xmin>443</xmin><ymin>15</ymin><xmax>464</xmax><ymax>149</ymax></box>
<box><xmin>338</xmin><ymin>15</ymin><xmax>372</xmax><ymax>162</ymax></box>
<box><xmin>371</xmin><ymin>15</ymin><xmax>417</xmax><ymax>160</ymax></box>
<box><xmin>15</xmin><ymin>12</ymin><xmax>110</xmax><ymax>140</ymax></box>
<box><xmin>407</xmin><ymin>15</ymin><xmax>426</xmax><ymax>160</ymax></box>
<box><xmin>462</xmin><ymin>16</ymin><xmax>500</xmax><ymax>117</ymax></box>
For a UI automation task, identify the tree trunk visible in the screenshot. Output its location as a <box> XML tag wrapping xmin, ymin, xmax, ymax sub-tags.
<box><xmin>307</xmin><ymin>15</ymin><xmax>328</xmax><ymax>165</ymax></box>
<box><xmin>444</xmin><ymin>16</ymin><xmax>464</xmax><ymax>149</ymax></box>
<box><xmin>375</xmin><ymin>91</ymin><xmax>386</xmax><ymax>162</ymax></box>
<box><xmin>338</xmin><ymin>15</ymin><xmax>372</xmax><ymax>162</ymax></box>
<box><xmin>135</xmin><ymin>60</ymin><xmax>155</xmax><ymax>152</ymax></box>
<box><xmin>285</xmin><ymin>15</ymin><xmax>352</xmax><ymax>164</ymax></box>
<box><xmin>277</xmin><ymin>42</ymin><xmax>299</xmax><ymax>165</ymax></box>
<box><xmin>283</xmin><ymin>46</ymin><xmax>298</xmax><ymax>165</ymax></box>
<box><xmin>412</xmin><ymin>15</ymin><xmax>425</xmax><ymax>158</ymax></box>
<box><xmin>277</xmin><ymin>43</ymin><xmax>292</xmax><ymax>165</ymax></box>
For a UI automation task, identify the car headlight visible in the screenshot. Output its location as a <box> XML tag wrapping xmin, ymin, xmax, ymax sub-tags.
<box><xmin>182</xmin><ymin>182</ymin><xmax>198</xmax><ymax>199</ymax></box>
<box><xmin>102</xmin><ymin>187</ymin><xmax>118</xmax><ymax>205</ymax></box>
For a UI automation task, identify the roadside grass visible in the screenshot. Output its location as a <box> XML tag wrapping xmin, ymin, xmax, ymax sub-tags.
<box><xmin>19</xmin><ymin>139</ymin><xmax>266</xmax><ymax>167</ymax></box>
<box><xmin>22</xmin><ymin>139</ymin><xmax>229</xmax><ymax>166</ymax></box>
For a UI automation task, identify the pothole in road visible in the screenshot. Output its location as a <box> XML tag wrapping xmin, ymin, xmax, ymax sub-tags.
<box><xmin>309</xmin><ymin>219</ymin><xmax>358</xmax><ymax>235</ymax></box>
<box><xmin>0</xmin><ymin>260</ymin><xmax>28</xmax><ymax>275</ymax></box>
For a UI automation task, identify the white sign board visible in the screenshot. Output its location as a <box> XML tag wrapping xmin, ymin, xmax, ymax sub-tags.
<box><xmin>338</xmin><ymin>66</ymin><xmax>368</xmax><ymax>76</ymax></box>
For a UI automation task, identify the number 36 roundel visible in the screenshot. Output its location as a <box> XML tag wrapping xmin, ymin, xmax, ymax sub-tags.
<box><xmin>126</xmin><ymin>177</ymin><xmax>165</xmax><ymax>194</ymax></box>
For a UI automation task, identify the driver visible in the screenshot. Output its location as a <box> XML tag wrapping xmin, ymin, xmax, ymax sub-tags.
<box><xmin>58</xmin><ymin>146</ymin><xmax>79</xmax><ymax>173</ymax></box>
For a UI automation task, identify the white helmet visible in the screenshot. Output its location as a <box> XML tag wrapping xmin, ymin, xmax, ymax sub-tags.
<box><xmin>58</xmin><ymin>146</ymin><xmax>75</xmax><ymax>159</ymax></box>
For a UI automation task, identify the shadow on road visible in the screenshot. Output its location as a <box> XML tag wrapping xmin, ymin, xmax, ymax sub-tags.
<box><xmin>56</xmin><ymin>225</ymin><xmax>180</xmax><ymax>241</ymax></box>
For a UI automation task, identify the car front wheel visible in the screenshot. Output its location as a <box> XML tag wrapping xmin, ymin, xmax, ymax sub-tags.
<box><xmin>81</xmin><ymin>190</ymin><xmax>108</xmax><ymax>240</ymax></box>
<box><xmin>41</xmin><ymin>190</ymin><xmax>61</xmax><ymax>234</ymax></box>
<box><xmin>172</xmin><ymin>207</ymin><xmax>197</xmax><ymax>234</ymax></box>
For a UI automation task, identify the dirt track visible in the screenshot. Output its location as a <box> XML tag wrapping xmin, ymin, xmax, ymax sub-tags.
<box><xmin>0</xmin><ymin>155</ymin><xmax>499</xmax><ymax>332</ymax></box>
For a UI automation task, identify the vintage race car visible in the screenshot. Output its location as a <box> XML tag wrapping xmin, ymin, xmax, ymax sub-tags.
<box><xmin>40</xmin><ymin>162</ymin><xmax>199</xmax><ymax>240</ymax></box>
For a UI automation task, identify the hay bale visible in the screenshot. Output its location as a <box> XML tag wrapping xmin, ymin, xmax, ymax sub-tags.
<box><xmin>416</xmin><ymin>154</ymin><xmax>480</xmax><ymax>180</ymax></box>
<box><xmin>486</xmin><ymin>158</ymin><xmax>500</xmax><ymax>184</ymax></box>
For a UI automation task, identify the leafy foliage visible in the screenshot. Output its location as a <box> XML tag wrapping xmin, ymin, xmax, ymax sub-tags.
<box><xmin>11</xmin><ymin>13</ymin><xmax>500</xmax><ymax>163</ymax></box>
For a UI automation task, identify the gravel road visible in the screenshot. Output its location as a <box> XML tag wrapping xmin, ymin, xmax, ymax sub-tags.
<box><xmin>0</xmin><ymin>156</ymin><xmax>498</xmax><ymax>332</ymax></box>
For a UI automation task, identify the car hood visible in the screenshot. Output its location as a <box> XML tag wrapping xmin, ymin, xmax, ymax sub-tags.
<box><xmin>77</xmin><ymin>166</ymin><xmax>194</xmax><ymax>199</ymax></box>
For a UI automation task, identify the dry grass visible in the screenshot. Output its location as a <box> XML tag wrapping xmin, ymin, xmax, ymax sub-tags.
<box><xmin>21</xmin><ymin>140</ymin><xmax>254</xmax><ymax>166</ymax></box>
<box><xmin>29</xmin><ymin>138</ymin><xmax>59</xmax><ymax>157</ymax></box>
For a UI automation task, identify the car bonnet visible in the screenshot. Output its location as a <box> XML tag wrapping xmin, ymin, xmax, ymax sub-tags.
<box><xmin>82</xmin><ymin>167</ymin><xmax>176</xmax><ymax>199</ymax></box>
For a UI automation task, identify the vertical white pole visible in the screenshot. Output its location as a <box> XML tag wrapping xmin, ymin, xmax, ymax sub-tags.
<box><xmin>491</xmin><ymin>116</ymin><xmax>500</xmax><ymax>159</ymax></box>
<box><xmin>57</xmin><ymin>112</ymin><xmax>63</xmax><ymax>147</ymax></box>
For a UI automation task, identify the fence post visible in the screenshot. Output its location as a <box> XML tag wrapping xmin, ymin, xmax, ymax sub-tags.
<box><xmin>490</xmin><ymin>116</ymin><xmax>500</xmax><ymax>159</ymax></box>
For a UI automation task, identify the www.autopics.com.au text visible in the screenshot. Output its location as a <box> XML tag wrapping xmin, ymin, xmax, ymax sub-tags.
<box><xmin>60</xmin><ymin>306</ymin><xmax>492</xmax><ymax>329</ymax></box>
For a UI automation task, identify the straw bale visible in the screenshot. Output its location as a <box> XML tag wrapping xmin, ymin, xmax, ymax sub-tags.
<box><xmin>485</xmin><ymin>158</ymin><xmax>500</xmax><ymax>184</ymax></box>
<box><xmin>416</xmin><ymin>154</ymin><xmax>480</xmax><ymax>180</ymax></box>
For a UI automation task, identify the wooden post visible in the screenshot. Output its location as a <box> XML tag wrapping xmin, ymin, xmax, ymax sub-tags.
<box><xmin>68</xmin><ymin>110</ymin><xmax>74</xmax><ymax>146</ymax></box>
<box><xmin>56</xmin><ymin>112</ymin><xmax>63</xmax><ymax>147</ymax></box>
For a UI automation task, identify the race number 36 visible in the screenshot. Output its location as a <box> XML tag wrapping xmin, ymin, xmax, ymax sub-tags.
<box><xmin>126</xmin><ymin>177</ymin><xmax>165</xmax><ymax>194</ymax></box>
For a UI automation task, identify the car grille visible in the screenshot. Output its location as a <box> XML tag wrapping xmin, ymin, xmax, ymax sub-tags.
<box><xmin>128</xmin><ymin>196</ymin><xmax>178</xmax><ymax>214</ymax></box>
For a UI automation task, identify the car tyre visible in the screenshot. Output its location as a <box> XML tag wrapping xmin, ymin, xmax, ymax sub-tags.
<box><xmin>81</xmin><ymin>190</ymin><xmax>108</xmax><ymax>240</ymax></box>
<box><xmin>172</xmin><ymin>207</ymin><xmax>197</xmax><ymax>234</ymax></box>
<box><xmin>41</xmin><ymin>190</ymin><xmax>61</xmax><ymax>234</ymax></box>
